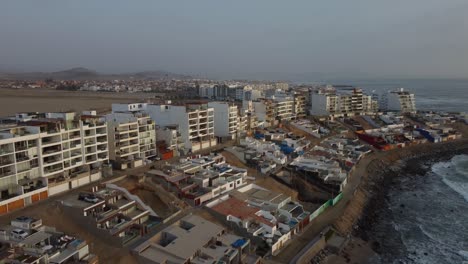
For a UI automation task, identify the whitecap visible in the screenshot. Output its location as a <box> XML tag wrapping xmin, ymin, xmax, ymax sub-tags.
<box><xmin>434</xmin><ymin>155</ymin><xmax>468</xmax><ymax>203</ymax></box>
<box><xmin>458</xmin><ymin>250</ymin><xmax>468</xmax><ymax>260</ymax></box>
<box><xmin>441</xmin><ymin>177</ymin><xmax>468</xmax><ymax>203</ymax></box>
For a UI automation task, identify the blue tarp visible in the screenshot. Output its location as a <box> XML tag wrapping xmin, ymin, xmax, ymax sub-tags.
<box><xmin>231</xmin><ymin>239</ymin><xmax>247</xmax><ymax>248</ymax></box>
<box><xmin>254</xmin><ymin>134</ymin><xmax>264</xmax><ymax>139</ymax></box>
<box><xmin>280</xmin><ymin>145</ymin><xmax>294</xmax><ymax>154</ymax></box>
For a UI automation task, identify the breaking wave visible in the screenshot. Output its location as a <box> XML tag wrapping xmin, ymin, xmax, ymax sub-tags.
<box><xmin>433</xmin><ymin>154</ymin><xmax>468</xmax><ymax>202</ymax></box>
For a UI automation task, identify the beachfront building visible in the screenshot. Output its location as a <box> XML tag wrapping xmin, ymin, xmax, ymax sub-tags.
<box><xmin>105</xmin><ymin>112</ymin><xmax>156</xmax><ymax>169</ymax></box>
<box><xmin>379</xmin><ymin>88</ymin><xmax>417</xmax><ymax>114</ymax></box>
<box><xmin>0</xmin><ymin>112</ymin><xmax>108</xmax><ymax>215</ymax></box>
<box><xmin>310</xmin><ymin>86</ymin><xmax>378</xmax><ymax>117</ymax></box>
<box><xmin>207</xmin><ymin>184</ymin><xmax>310</xmax><ymax>256</ymax></box>
<box><xmin>208</xmin><ymin>102</ymin><xmax>239</xmax><ymax>140</ymax></box>
<box><xmin>146</xmin><ymin>153</ymin><xmax>248</xmax><ymax>206</ymax></box>
<box><xmin>134</xmin><ymin>215</ymin><xmax>255</xmax><ymax>264</ymax></box>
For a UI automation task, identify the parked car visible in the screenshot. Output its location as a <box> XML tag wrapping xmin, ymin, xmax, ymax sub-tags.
<box><xmin>78</xmin><ymin>193</ymin><xmax>99</xmax><ymax>203</ymax></box>
<box><xmin>11</xmin><ymin>229</ymin><xmax>29</xmax><ymax>239</ymax></box>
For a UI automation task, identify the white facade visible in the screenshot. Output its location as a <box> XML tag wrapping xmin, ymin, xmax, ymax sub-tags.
<box><xmin>310</xmin><ymin>87</ymin><xmax>378</xmax><ymax>117</ymax></box>
<box><xmin>208</xmin><ymin>102</ymin><xmax>239</xmax><ymax>139</ymax></box>
<box><xmin>0</xmin><ymin>113</ymin><xmax>108</xmax><ymax>214</ymax></box>
<box><xmin>141</xmin><ymin>103</ymin><xmax>217</xmax><ymax>153</ymax></box>
<box><xmin>106</xmin><ymin>112</ymin><xmax>156</xmax><ymax>168</ymax></box>
<box><xmin>156</xmin><ymin>125</ymin><xmax>184</xmax><ymax>156</ymax></box>
<box><xmin>252</xmin><ymin>92</ymin><xmax>294</xmax><ymax>127</ymax></box>
<box><xmin>380</xmin><ymin>88</ymin><xmax>416</xmax><ymax>113</ymax></box>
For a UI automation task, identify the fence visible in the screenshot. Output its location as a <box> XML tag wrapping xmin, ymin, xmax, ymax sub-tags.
<box><xmin>309</xmin><ymin>192</ymin><xmax>343</xmax><ymax>221</ymax></box>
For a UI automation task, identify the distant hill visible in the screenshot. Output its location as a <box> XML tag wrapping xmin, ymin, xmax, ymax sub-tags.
<box><xmin>0</xmin><ymin>68</ymin><xmax>192</xmax><ymax>81</ymax></box>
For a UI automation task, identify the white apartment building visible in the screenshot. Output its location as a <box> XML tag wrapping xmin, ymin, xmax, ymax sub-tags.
<box><xmin>310</xmin><ymin>87</ymin><xmax>378</xmax><ymax>117</ymax></box>
<box><xmin>252</xmin><ymin>91</ymin><xmax>295</xmax><ymax>127</ymax></box>
<box><xmin>207</xmin><ymin>102</ymin><xmax>239</xmax><ymax>140</ymax></box>
<box><xmin>105</xmin><ymin>112</ymin><xmax>156</xmax><ymax>170</ymax></box>
<box><xmin>113</xmin><ymin>103</ymin><xmax>217</xmax><ymax>153</ymax></box>
<box><xmin>145</xmin><ymin>103</ymin><xmax>216</xmax><ymax>153</ymax></box>
<box><xmin>293</xmin><ymin>94</ymin><xmax>307</xmax><ymax>119</ymax></box>
<box><xmin>155</xmin><ymin>125</ymin><xmax>184</xmax><ymax>157</ymax></box>
<box><xmin>379</xmin><ymin>88</ymin><xmax>417</xmax><ymax>114</ymax></box>
<box><xmin>0</xmin><ymin>112</ymin><xmax>108</xmax><ymax>215</ymax></box>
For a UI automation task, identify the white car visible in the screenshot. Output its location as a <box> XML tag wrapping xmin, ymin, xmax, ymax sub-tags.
<box><xmin>11</xmin><ymin>229</ymin><xmax>29</xmax><ymax>239</ymax></box>
<box><xmin>83</xmin><ymin>196</ymin><xmax>99</xmax><ymax>203</ymax></box>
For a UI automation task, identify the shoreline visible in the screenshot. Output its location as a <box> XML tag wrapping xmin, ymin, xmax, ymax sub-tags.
<box><xmin>329</xmin><ymin>138</ymin><xmax>468</xmax><ymax>263</ymax></box>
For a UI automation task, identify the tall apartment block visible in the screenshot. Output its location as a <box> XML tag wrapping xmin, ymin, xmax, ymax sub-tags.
<box><xmin>379</xmin><ymin>88</ymin><xmax>417</xmax><ymax>114</ymax></box>
<box><xmin>252</xmin><ymin>91</ymin><xmax>295</xmax><ymax>127</ymax></box>
<box><xmin>293</xmin><ymin>93</ymin><xmax>307</xmax><ymax>119</ymax></box>
<box><xmin>112</xmin><ymin>103</ymin><xmax>216</xmax><ymax>154</ymax></box>
<box><xmin>310</xmin><ymin>87</ymin><xmax>378</xmax><ymax>117</ymax></box>
<box><xmin>105</xmin><ymin>112</ymin><xmax>156</xmax><ymax>170</ymax></box>
<box><xmin>0</xmin><ymin>112</ymin><xmax>108</xmax><ymax>215</ymax></box>
<box><xmin>207</xmin><ymin>102</ymin><xmax>239</xmax><ymax>140</ymax></box>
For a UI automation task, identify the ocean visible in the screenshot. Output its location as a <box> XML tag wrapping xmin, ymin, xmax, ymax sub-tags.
<box><xmin>369</xmin><ymin>154</ymin><xmax>468</xmax><ymax>264</ymax></box>
<box><xmin>342</xmin><ymin>79</ymin><xmax>468</xmax><ymax>113</ymax></box>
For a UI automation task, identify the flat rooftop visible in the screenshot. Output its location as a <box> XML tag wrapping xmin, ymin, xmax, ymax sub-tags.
<box><xmin>136</xmin><ymin>215</ymin><xmax>225</xmax><ymax>263</ymax></box>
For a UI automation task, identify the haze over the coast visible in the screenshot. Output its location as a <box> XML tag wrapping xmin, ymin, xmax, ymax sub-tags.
<box><xmin>1</xmin><ymin>0</ymin><xmax>468</xmax><ymax>80</ymax></box>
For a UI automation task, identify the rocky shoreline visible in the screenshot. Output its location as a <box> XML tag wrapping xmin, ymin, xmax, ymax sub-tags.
<box><xmin>350</xmin><ymin>141</ymin><xmax>468</xmax><ymax>260</ymax></box>
<box><xmin>330</xmin><ymin>139</ymin><xmax>468</xmax><ymax>263</ymax></box>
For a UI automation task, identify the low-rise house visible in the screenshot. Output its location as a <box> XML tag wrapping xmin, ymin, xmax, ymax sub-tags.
<box><xmin>61</xmin><ymin>185</ymin><xmax>161</xmax><ymax>247</ymax></box>
<box><xmin>207</xmin><ymin>184</ymin><xmax>310</xmax><ymax>256</ymax></box>
<box><xmin>146</xmin><ymin>154</ymin><xmax>248</xmax><ymax>206</ymax></box>
<box><xmin>134</xmin><ymin>215</ymin><xmax>258</xmax><ymax>264</ymax></box>
<box><xmin>0</xmin><ymin>216</ymin><xmax>98</xmax><ymax>264</ymax></box>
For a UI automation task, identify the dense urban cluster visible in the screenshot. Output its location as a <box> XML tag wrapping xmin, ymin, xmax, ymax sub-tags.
<box><xmin>0</xmin><ymin>80</ymin><xmax>466</xmax><ymax>264</ymax></box>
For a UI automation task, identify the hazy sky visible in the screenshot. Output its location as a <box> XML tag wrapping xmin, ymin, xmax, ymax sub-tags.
<box><xmin>1</xmin><ymin>0</ymin><xmax>467</xmax><ymax>80</ymax></box>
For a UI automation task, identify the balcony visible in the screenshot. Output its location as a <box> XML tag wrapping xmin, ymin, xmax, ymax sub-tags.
<box><xmin>0</xmin><ymin>156</ymin><xmax>14</xmax><ymax>166</ymax></box>
<box><xmin>41</xmin><ymin>136</ymin><xmax>61</xmax><ymax>147</ymax></box>
<box><xmin>69</xmin><ymin>133</ymin><xmax>81</xmax><ymax>139</ymax></box>
<box><xmin>42</xmin><ymin>146</ymin><xmax>62</xmax><ymax>157</ymax></box>
<box><xmin>44</xmin><ymin>165</ymin><xmax>63</xmax><ymax>175</ymax></box>
<box><xmin>43</xmin><ymin>156</ymin><xmax>62</xmax><ymax>166</ymax></box>
<box><xmin>97</xmin><ymin>137</ymin><xmax>107</xmax><ymax>143</ymax></box>
<box><xmin>0</xmin><ymin>166</ymin><xmax>15</xmax><ymax>177</ymax></box>
<box><xmin>98</xmin><ymin>145</ymin><xmax>107</xmax><ymax>152</ymax></box>
<box><xmin>14</xmin><ymin>143</ymin><xmax>28</xmax><ymax>151</ymax></box>
<box><xmin>85</xmin><ymin>140</ymin><xmax>96</xmax><ymax>146</ymax></box>
<box><xmin>97</xmin><ymin>153</ymin><xmax>108</xmax><ymax>160</ymax></box>
<box><xmin>86</xmin><ymin>155</ymin><xmax>98</xmax><ymax>163</ymax></box>
<box><xmin>0</xmin><ymin>147</ymin><xmax>13</xmax><ymax>156</ymax></box>
<box><xmin>15</xmin><ymin>154</ymin><xmax>30</xmax><ymax>163</ymax></box>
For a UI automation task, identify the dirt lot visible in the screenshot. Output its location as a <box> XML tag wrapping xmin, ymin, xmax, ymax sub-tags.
<box><xmin>0</xmin><ymin>88</ymin><xmax>156</xmax><ymax>116</ymax></box>
<box><xmin>0</xmin><ymin>194</ymin><xmax>137</xmax><ymax>264</ymax></box>
<box><xmin>114</xmin><ymin>177</ymin><xmax>173</xmax><ymax>218</ymax></box>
